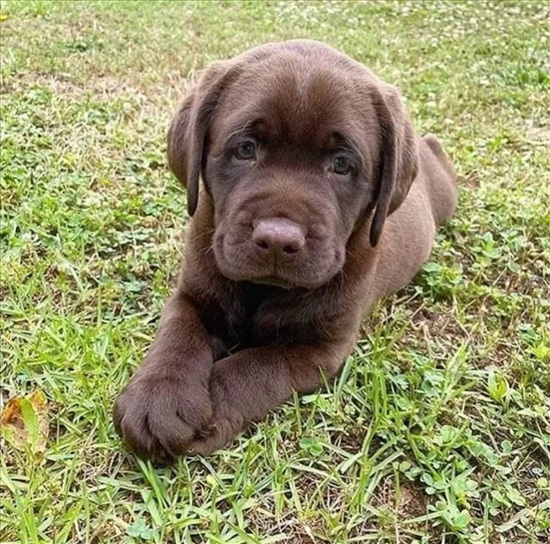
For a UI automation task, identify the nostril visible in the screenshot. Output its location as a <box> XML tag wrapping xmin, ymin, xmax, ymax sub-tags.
<box><xmin>256</xmin><ymin>239</ymin><xmax>270</xmax><ymax>251</ymax></box>
<box><xmin>282</xmin><ymin>244</ymin><xmax>299</xmax><ymax>254</ymax></box>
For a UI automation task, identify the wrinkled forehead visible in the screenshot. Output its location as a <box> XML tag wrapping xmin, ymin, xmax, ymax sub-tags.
<box><xmin>210</xmin><ymin>57</ymin><xmax>374</xmax><ymax>151</ymax></box>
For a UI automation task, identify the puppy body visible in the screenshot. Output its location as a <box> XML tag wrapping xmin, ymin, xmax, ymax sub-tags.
<box><xmin>114</xmin><ymin>41</ymin><xmax>457</xmax><ymax>461</ymax></box>
<box><xmin>367</xmin><ymin>136</ymin><xmax>457</xmax><ymax>309</ymax></box>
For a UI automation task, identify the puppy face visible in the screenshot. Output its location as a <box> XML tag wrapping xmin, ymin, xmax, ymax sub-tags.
<box><xmin>206</xmin><ymin>60</ymin><xmax>380</xmax><ymax>289</ymax></box>
<box><xmin>168</xmin><ymin>41</ymin><xmax>418</xmax><ymax>289</ymax></box>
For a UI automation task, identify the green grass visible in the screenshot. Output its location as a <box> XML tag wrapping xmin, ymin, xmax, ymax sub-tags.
<box><xmin>1</xmin><ymin>1</ymin><xmax>549</xmax><ymax>542</ymax></box>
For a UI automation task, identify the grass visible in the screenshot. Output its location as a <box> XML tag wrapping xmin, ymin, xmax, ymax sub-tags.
<box><xmin>1</xmin><ymin>0</ymin><xmax>549</xmax><ymax>542</ymax></box>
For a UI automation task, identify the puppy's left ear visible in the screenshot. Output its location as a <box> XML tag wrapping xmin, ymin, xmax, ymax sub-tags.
<box><xmin>369</xmin><ymin>84</ymin><xmax>419</xmax><ymax>246</ymax></box>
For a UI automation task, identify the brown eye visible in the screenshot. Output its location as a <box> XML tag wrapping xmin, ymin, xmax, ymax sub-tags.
<box><xmin>331</xmin><ymin>155</ymin><xmax>352</xmax><ymax>175</ymax></box>
<box><xmin>235</xmin><ymin>141</ymin><xmax>257</xmax><ymax>160</ymax></box>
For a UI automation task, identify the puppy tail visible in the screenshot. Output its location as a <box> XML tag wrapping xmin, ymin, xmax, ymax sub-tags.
<box><xmin>422</xmin><ymin>134</ymin><xmax>458</xmax><ymax>226</ymax></box>
<box><xmin>424</xmin><ymin>134</ymin><xmax>454</xmax><ymax>177</ymax></box>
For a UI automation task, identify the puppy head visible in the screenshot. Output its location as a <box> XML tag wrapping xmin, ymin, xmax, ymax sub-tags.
<box><xmin>168</xmin><ymin>40</ymin><xmax>418</xmax><ymax>289</ymax></box>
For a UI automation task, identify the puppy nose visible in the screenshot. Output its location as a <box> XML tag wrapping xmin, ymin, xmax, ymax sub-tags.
<box><xmin>252</xmin><ymin>218</ymin><xmax>306</xmax><ymax>258</ymax></box>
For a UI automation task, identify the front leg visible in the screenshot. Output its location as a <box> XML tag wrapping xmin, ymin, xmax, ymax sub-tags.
<box><xmin>113</xmin><ymin>290</ymin><xmax>215</xmax><ymax>463</ymax></box>
<box><xmin>190</xmin><ymin>340</ymin><xmax>354</xmax><ymax>455</ymax></box>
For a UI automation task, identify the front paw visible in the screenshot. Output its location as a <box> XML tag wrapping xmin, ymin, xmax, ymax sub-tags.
<box><xmin>185</xmin><ymin>415</ymin><xmax>240</xmax><ymax>456</ymax></box>
<box><xmin>113</xmin><ymin>373</ymin><xmax>214</xmax><ymax>463</ymax></box>
<box><xmin>185</xmin><ymin>371</ymin><xmax>245</xmax><ymax>456</ymax></box>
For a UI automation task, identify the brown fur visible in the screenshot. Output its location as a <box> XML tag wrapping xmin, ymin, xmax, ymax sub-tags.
<box><xmin>113</xmin><ymin>40</ymin><xmax>458</xmax><ymax>462</ymax></box>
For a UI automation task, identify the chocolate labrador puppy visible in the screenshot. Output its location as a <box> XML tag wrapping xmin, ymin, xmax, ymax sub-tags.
<box><xmin>114</xmin><ymin>40</ymin><xmax>457</xmax><ymax>461</ymax></box>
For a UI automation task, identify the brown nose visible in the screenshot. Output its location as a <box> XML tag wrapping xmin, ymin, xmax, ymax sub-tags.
<box><xmin>252</xmin><ymin>218</ymin><xmax>306</xmax><ymax>258</ymax></box>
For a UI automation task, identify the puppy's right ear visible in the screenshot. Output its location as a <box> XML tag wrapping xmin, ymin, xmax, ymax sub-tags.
<box><xmin>167</xmin><ymin>62</ymin><xmax>235</xmax><ymax>217</ymax></box>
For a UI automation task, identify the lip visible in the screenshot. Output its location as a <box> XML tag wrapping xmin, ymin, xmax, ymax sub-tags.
<box><xmin>250</xmin><ymin>275</ymin><xmax>294</xmax><ymax>289</ymax></box>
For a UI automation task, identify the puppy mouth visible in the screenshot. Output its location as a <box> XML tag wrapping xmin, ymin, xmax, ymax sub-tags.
<box><xmin>250</xmin><ymin>275</ymin><xmax>295</xmax><ymax>289</ymax></box>
<box><xmin>222</xmin><ymin>269</ymin><xmax>332</xmax><ymax>291</ymax></box>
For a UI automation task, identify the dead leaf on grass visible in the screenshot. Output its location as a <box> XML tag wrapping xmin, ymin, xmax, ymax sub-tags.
<box><xmin>1</xmin><ymin>390</ymin><xmax>49</xmax><ymax>454</ymax></box>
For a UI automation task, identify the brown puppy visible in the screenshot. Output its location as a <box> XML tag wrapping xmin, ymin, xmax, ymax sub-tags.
<box><xmin>113</xmin><ymin>40</ymin><xmax>458</xmax><ymax>462</ymax></box>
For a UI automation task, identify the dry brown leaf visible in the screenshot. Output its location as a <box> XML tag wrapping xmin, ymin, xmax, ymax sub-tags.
<box><xmin>1</xmin><ymin>390</ymin><xmax>49</xmax><ymax>454</ymax></box>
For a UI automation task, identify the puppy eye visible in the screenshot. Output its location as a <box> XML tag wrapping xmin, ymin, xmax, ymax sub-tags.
<box><xmin>234</xmin><ymin>141</ymin><xmax>257</xmax><ymax>161</ymax></box>
<box><xmin>331</xmin><ymin>155</ymin><xmax>352</xmax><ymax>175</ymax></box>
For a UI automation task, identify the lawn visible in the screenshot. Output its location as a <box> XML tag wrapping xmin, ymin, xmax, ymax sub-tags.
<box><xmin>1</xmin><ymin>1</ymin><xmax>549</xmax><ymax>543</ymax></box>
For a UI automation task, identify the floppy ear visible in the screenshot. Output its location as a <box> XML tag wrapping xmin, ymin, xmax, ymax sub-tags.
<box><xmin>167</xmin><ymin>61</ymin><xmax>236</xmax><ymax>217</ymax></box>
<box><xmin>369</xmin><ymin>84</ymin><xmax>419</xmax><ymax>246</ymax></box>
